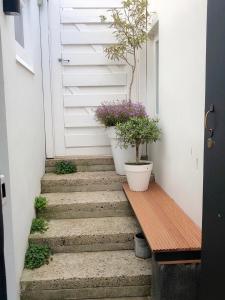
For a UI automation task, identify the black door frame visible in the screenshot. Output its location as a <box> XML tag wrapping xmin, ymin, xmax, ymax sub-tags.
<box><xmin>0</xmin><ymin>177</ymin><xmax>7</xmax><ymax>300</ymax></box>
<box><xmin>200</xmin><ymin>1</ymin><xmax>225</xmax><ymax>299</ymax></box>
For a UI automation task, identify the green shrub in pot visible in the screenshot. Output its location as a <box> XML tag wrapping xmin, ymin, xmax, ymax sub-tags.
<box><xmin>116</xmin><ymin>117</ymin><xmax>161</xmax><ymax>191</ymax></box>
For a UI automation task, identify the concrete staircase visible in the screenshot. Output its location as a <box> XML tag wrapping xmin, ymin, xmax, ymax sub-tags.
<box><xmin>20</xmin><ymin>156</ymin><xmax>152</xmax><ymax>300</ymax></box>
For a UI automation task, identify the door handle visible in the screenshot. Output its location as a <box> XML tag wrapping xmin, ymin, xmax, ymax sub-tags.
<box><xmin>58</xmin><ymin>58</ymin><xmax>70</xmax><ymax>64</ymax></box>
<box><xmin>0</xmin><ymin>175</ymin><xmax>6</xmax><ymax>206</ymax></box>
<box><xmin>205</xmin><ymin>104</ymin><xmax>215</xmax><ymax>149</ymax></box>
<box><xmin>205</xmin><ymin>104</ymin><xmax>215</xmax><ymax>135</ymax></box>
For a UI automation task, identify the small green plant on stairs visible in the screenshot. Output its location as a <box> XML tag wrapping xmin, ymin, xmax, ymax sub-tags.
<box><xmin>30</xmin><ymin>218</ymin><xmax>48</xmax><ymax>234</ymax></box>
<box><xmin>35</xmin><ymin>196</ymin><xmax>48</xmax><ymax>213</ymax></box>
<box><xmin>25</xmin><ymin>243</ymin><xmax>52</xmax><ymax>269</ymax></box>
<box><xmin>55</xmin><ymin>160</ymin><xmax>77</xmax><ymax>175</ymax></box>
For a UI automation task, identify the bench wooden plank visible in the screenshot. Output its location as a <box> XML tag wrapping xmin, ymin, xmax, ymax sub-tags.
<box><xmin>123</xmin><ymin>183</ymin><xmax>201</xmax><ymax>253</ymax></box>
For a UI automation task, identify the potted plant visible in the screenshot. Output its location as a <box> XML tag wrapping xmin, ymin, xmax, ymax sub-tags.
<box><xmin>96</xmin><ymin>100</ymin><xmax>146</xmax><ymax>175</ymax></box>
<box><xmin>95</xmin><ymin>0</ymin><xmax>153</xmax><ymax>175</ymax></box>
<box><xmin>116</xmin><ymin>117</ymin><xmax>161</xmax><ymax>191</ymax></box>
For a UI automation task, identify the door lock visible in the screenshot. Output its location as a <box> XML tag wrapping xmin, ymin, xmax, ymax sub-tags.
<box><xmin>0</xmin><ymin>175</ymin><xmax>6</xmax><ymax>206</ymax></box>
<box><xmin>207</xmin><ymin>137</ymin><xmax>215</xmax><ymax>149</ymax></box>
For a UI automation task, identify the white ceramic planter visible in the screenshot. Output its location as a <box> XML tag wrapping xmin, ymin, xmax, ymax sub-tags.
<box><xmin>125</xmin><ymin>162</ymin><xmax>153</xmax><ymax>192</ymax></box>
<box><xmin>106</xmin><ymin>127</ymin><xmax>138</xmax><ymax>176</ymax></box>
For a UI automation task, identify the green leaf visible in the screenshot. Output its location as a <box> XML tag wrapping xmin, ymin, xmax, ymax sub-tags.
<box><xmin>100</xmin><ymin>15</ymin><xmax>107</xmax><ymax>22</ymax></box>
<box><xmin>35</xmin><ymin>196</ymin><xmax>48</xmax><ymax>212</ymax></box>
<box><xmin>55</xmin><ymin>161</ymin><xmax>77</xmax><ymax>175</ymax></box>
<box><xmin>30</xmin><ymin>218</ymin><xmax>48</xmax><ymax>234</ymax></box>
<box><xmin>25</xmin><ymin>244</ymin><xmax>52</xmax><ymax>269</ymax></box>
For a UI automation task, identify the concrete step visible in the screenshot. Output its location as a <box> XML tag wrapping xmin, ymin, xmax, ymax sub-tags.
<box><xmin>21</xmin><ymin>250</ymin><xmax>152</xmax><ymax>300</ymax></box>
<box><xmin>41</xmin><ymin>171</ymin><xmax>127</xmax><ymax>193</ymax></box>
<box><xmin>46</xmin><ymin>156</ymin><xmax>115</xmax><ymax>173</ymax></box>
<box><xmin>29</xmin><ymin>216</ymin><xmax>140</xmax><ymax>253</ymax></box>
<box><xmin>38</xmin><ymin>191</ymin><xmax>132</xmax><ymax>219</ymax></box>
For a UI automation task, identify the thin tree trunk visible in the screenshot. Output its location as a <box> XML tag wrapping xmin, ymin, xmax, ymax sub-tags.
<box><xmin>129</xmin><ymin>66</ymin><xmax>135</xmax><ymax>101</ymax></box>
<box><xmin>128</xmin><ymin>50</ymin><xmax>137</xmax><ymax>102</ymax></box>
<box><xmin>136</xmin><ymin>143</ymin><xmax>139</xmax><ymax>164</ymax></box>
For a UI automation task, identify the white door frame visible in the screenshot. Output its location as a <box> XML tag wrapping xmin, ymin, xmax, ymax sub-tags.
<box><xmin>39</xmin><ymin>0</ymin><xmax>55</xmax><ymax>158</ymax></box>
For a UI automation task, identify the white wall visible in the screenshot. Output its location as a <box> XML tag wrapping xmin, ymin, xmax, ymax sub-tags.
<box><xmin>145</xmin><ymin>0</ymin><xmax>207</xmax><ymax>227</ymax></box>
<box><xmin>0</xmin><ymin>1</ymin><xmax>46</xmax><ymax>299</ymax></box>
<box><xmin>0</xmin><ymin>31</ymin><xmax>18</xmax><ymax>300</ymax></box>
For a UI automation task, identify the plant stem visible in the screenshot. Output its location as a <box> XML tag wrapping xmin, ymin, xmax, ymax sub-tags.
<box><xmin>128</xmin><ymin>48</ymin><xmax>137</xmax><ymax>101</ymax></box>
<box><xmin>136</xmin><ymin>143</ymin><xmax>139</xmax><ymax>164</ymax></box>
<box><xmin>129</xmin><ymin>66</ymin><xmax>135</xmax><ymax>101</ymax></box>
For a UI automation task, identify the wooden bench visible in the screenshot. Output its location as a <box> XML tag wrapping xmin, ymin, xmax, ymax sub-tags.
<box><xmin>123</xmin><ymin>183</ymin><xmax>202</xmax><ymax>300</ymax></box>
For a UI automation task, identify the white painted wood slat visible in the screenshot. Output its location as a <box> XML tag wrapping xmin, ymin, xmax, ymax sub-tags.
<box><xmin>64</xmin><ymin>93</ymin><xmax>127</xmax><ymax>107</ymax></box>
<box><xmin>61</xmin><ymin>30</ymin><xmax>117</xmax><ymax>45</ymax></box>
<box><xmin>61</xmin><ymin>0</ymin><xmax>122</xmax><ymax>9</ymax></box>
<box><xmin>61</xmin><ymin>10</ymin><xmax>112</xmax><ymax>24</ymax></box>
<box><xmin>63</xmin><ymin>73</ymin><xmax>127</xmax><ymax>87</ymax></box>
<box><xmin>65</xmin><ymin>134</ymin><xmax>109</xmax><ymax>147</ymax></box>
<box><xmin>65</xmin><ymin>115</ymin><xmax>101</xmax><ymax>127</ymax></box>
<box><xmin>62</xmin><ymin>53</ymin><xmax>125</xmax><ymax>66</ymax></box>
<box><xmin>49</xmin><ymin>0</ymin><xmax>129</xmax><ymax>156</ymax></box>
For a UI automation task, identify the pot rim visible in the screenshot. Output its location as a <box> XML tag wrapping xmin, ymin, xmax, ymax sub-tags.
<box><xmin>125</xmin><ymin>160</ymin><xmax>153</xmax><ymax>166</ymax></box>
<box><xmin>135</xmin><ymin>232</ymin><xmax>146</xmax><ymax>239</ymax></box>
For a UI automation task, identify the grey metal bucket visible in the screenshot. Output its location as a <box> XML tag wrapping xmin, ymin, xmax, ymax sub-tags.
<box><xmin>135</xmin><ymin>233</ymin><xmax>151</xmax><ymax>259</ymax></box>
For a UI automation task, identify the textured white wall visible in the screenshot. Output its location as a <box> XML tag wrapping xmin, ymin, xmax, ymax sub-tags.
<box><xmin>145</xmin><ymin>0</ymin><xmax>207</xmax><ymax>227</ymax></box>
<box><xmin>0</xmin><ymin>1</ymin><xmax>45</xmax><ymax>299</ymax></box>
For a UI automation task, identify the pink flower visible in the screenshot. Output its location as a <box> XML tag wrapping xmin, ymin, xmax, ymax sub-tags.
<box><xmin>96</xmin><ymin>100</ymin><xmax>147</xmax><ymax>127</ymax></box>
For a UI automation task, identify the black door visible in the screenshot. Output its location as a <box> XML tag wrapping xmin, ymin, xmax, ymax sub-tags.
<box><xmin>200</xmin><ymin>1</ymin><xmax>225</xmax><ymax>299</ymax></box>
<box><xmin>0</xmin><ymin>177</ymin><xmax>7</xmax><ymax>300</ymax></box>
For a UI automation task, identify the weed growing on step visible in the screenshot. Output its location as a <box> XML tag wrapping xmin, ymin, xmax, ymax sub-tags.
<box><xmin>35</xmin><ymin>196</ymin><xmax>48</xmax><ymax>212</ymax></box>
<box><xmin>25</xmin><ymin>244</ymin><xmax>52</xmax><ymax>269</ymax></box>
<box><xmin>55</xmin><ymin>160</ymin><xmax>77</xmax><ymax>175</ymax></box>
<box><xmin>30</xmin><ymin>218</ymin><xmax>48</xmax><ymax>234</ymax></box>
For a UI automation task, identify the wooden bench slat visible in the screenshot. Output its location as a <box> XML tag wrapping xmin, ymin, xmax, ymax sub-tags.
<box><xmin>123</xmin><ymin>183</ymin><xmax>201</xmax><ymax>253</ymax></box>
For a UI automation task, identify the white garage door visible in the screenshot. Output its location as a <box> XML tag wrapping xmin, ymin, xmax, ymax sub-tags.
<box><xmin>48</xmin><ymin>0</ymin><xmax>129</xmax><ymax>156</ymax></box>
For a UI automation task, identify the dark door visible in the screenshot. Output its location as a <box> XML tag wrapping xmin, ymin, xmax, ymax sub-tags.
<box><xmin>200</xmin><ymin>1</ymin><xmax>225</xmax><ymax>299</ymax></box>
<box><xmin>0</xmin><ymin>177</ymin><xmax>7</xmax><ymax>300</ymax></box>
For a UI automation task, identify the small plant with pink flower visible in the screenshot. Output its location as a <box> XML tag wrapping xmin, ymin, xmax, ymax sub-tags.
<box><xmin>96</xmin><ymin>100</ymin><xmax>147</xmax><ymax>127</ymax></box>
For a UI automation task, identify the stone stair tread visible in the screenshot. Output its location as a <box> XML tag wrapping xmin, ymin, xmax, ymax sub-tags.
<box><xmin>42</xmin><ymin>171</ymin><xmax>126</xmax><ymax>182</ymax></box>
<box><xmin>41</xmin><ymin>191</ymin><xmax>128</xmax><ymax>207</ymax></box>
<box><xmin>29</xmin><ymin>216</ymin><xmax>140</xmax><ymax>241</ymax></box>
<box><xmin>38</xmin><ymin>191</ymin><xmax>132</xmax><ymax>219</ymax></box>
<box><xmin>21</xmin><ymin>250</ymin><xmax>151</xmax><ymax>291</ymax></box>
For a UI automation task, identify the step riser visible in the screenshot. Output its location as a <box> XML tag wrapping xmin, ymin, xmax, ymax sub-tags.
<box><xmin>41</xmin><ymin>182</ymin><xmax>125</xmax><ymax>193</ymax></box>
<box><xmin>46</xmin><ymin>164</ymin><xmax>115</xmax><ymax>173</ymax></box>
<box><xmin>41</xmin><ymin>175</ymin><xmax>154</xmax><ymax>194</ymax></box>
<box><xmin>29</xmin><ymin>237</ymin><xmax>135</xmax><ymax>253</ymax></box>
<box><xmin>21</xmin><ymin>285</ymin><xmax>151</xmax><ymax>300</ymax></box>
<box><xmin>45</xmin><ymin>157</ymin><xmax>114</xmax><ymax>174</ymax></box>
<box><xmin>29</xmin><ymin>241</ymin><xmax>135</xmax><ymax>253</ymax></box>
<box><xmin>39</xmin><ymin>205</ymin><xmax>133</xmax><ymax>219</ymax></box>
